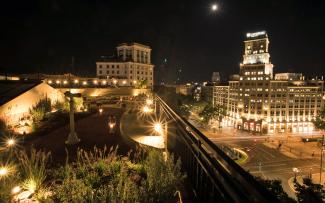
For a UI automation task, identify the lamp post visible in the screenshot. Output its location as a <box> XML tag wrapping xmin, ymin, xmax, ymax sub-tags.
<box><xmin>64</xmin><ymin>91</ymin><xmax>81</xmax><ymax>145</ymax></box>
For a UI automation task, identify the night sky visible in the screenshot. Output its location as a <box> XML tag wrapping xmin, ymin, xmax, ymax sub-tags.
<box><xmin>0</xmin><ymin>0</ymin><xmax>324</xmax><ymax>83</ymax></box>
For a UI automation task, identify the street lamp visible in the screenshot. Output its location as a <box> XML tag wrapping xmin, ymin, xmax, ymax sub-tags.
<box><xmin>146</xmin><ymin>99</ymin><xmax>153</xmax><ymax>105</ymax></box>
<box><xmin>7</xmin><ymin>138</ymin><xmax>15</xmax><ymax>147</ymax></box>
<box><xmin>153</xmin><ymin>123</ymin><xmax>163</xmax><ymax>135</ymax></box>
<box><xmin>142</xmin><ymin>106</ymin><xmax>152</xmax><ymax>113</ymax></box>
<box><xmin>12</xmin><ymin>186</ymin><xmax>21</xmax><ymax>194</ymax></box>
<box><xmin>0</xmin><ymin>167</ymin><xmax>8</xmax><ymax>177</ymax></box>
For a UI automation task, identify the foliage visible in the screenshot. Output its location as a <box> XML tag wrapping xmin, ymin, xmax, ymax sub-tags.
<box><xmin>295</xmin><ymin>178</ymin><xmax>325</xmax><ymax>203</ymax></box>
<box><xmin>0</xmin><ymin>144</ymin><xmax>184</xmax><ymax>202</ymax></box>
<box><xmin>137</xmin><ymin>79</ymin><xmax>148</xmax><ymax>89</ymax></box>
<box><xmin>178</xmin><ymin>104</ymin><xmax>190</xmax><ymax>118</ymax></box>
<box><xmin>29</xmin><ymin>97</ymin><xmax>52</xmax><ymax>123</ymax></box>
<box><xmin>255</xmin><ymin>177</ymin><xmax>296</xmax><ymax>202</ymax></box>
<box><xmin>199</xmin><ymin>104</ymin><xmax>226</xmax><ymax>125</ymax></box>
<box><xmin>142</xmin><ymin>150</ymin><xmax>185</xmax><ymax>202</ymax></box>
<box><xmin>17</xmin><ymin>149</ymin><xmax>51</xmax><ymax>193</ymax></box>
<box><xmin>53</xmin><ymin>100</ymin><xmax>65</xmax><ymax>111</ymax></box>
<box><xmin>63</xmin><ymin>97</ymin><xmax>84</xmax><ymax>112</ymax></box>
<box><xmin>50</xmin><ymin>147</ymin><xmax>185</xmax><ymax>202</ymax></box>
<box><xmin>313</xmin><ymin>106</ymin><xmax>325</xmax><ymax>131</ymax></box>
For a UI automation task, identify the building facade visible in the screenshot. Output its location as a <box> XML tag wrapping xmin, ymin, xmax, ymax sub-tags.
<box><xmin>211</xmin><ymin>72</ymin><xmax>221</xmax><ymax>84</ymax></box>
<box><xmin>96</xmin><ymin>43</ymin><xmax>154</xmax><ymax>88</ymax></box>
<box><xmin>213</xmin><ymin>31</ymin><xmax>324</xmax><ymax>134</ymax></box>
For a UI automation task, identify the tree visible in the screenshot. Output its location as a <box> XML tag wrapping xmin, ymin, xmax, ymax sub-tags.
<box><xmin>313</xmin><ymin>106</ymin><xmax>325</xmax><ymax>131</ymax></box>
<box><xmin>254</xmin><ymin>177</ymin><xmax>296</xmax><ymax>203</ymax></box>
<box><xmin>199</xmin><ymin>104</ymin><xmax>226</xmax><ymax>127</ymax></box>
<box><xmin>295</xmin><ymin>178</ymin><xmax>325</xmax><ymax>202</ymax></box>
<box><xmin>137</xmin><ymin>79</ymin><xmax>148</xmax><ymax>89</ymax></box>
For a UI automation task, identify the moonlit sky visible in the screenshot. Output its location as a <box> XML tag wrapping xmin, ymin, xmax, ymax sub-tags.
<box><xmin>0</xmin><ymin>0</ymin><xmax>324</xmax><ymax>83</ymax></box>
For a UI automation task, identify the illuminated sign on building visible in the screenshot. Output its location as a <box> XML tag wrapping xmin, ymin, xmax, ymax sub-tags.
<box><xmin>246</xmin><ymin>31</ymin><xmax>266</xmax><ymax>38</ymax></box>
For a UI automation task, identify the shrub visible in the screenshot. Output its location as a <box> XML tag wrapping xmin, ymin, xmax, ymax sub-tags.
<box><xmin>50</xmin><ymin>147</ymin><xmax>185</xmax><ymax>202</ymax></box>
<box><xmin>29</xmin><ymin>97</ymin><xmax>52</xmax><ymax>123</ymax></box>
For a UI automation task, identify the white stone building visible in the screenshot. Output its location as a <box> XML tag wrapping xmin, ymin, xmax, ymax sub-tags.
<box><xmin>96</xmin><ymin>43</ymin><xmax>154</xmax><ymax>88</ymax></box>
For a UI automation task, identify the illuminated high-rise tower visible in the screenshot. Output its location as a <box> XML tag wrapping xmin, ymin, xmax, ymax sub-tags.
<box><xmin>240</xmin><ymin>31</ymin><xmax>273</xmax><ymax>79</ymax></box>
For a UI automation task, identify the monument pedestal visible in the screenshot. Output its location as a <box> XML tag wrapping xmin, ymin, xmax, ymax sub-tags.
<box><xmin>65</xmin><ymin>132</ymin><xmax>80</xmax><ymax>145</ymax></box>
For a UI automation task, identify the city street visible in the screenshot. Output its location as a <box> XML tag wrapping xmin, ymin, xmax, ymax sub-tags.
<box><xmin>189</xmin><ymin>117</ymin><xmax>323</xmax><ymax>198</ymax></box>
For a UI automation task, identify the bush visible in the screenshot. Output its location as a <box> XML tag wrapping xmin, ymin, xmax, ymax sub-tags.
<box><xmin>30</xmin><ymin>97</ymin><xmax>52</xmax><ymax>122</ymax></box>
<box><xmin>0</xmin><ymin>147</ymin><xmax>184</xmax><ymax>202</ymax></box>
<box><xmin>50</xmin><ymin>147</ymin><xmax>185</xmax><ymax>202</ymax></box>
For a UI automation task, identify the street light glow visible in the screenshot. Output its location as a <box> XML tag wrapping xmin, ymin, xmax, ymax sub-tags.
<box><xmin>12</xmin><ymin>186</ymin><xmax>21</xmax><ymax>194</ymax></box>
<box><xmin>154</xmin><ymin>123</ymin><xmax>163</xmax><ymax>134</ymax></box>
<box><xmin>142</xmin><ymin>105</ymin><xmax>152</xmax><ymax>113</ymax></box>
<box><xmin>146</xmin><ymin>99</ymin><xmax>153</xmax><ymax>105</ymax></box>
<box><xmin>7</xmin><ymin>138</ymin><xmax>15</xmax><ymax>147</ymax></box>
<box><xmin>0</xmin><ymin>167</ymin><xmax>8</xmax><ymax>176</ymax></box>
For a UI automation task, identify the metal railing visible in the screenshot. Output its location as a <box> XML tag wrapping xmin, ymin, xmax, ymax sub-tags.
<box><xmin>156</xmin><ymin>95</ymin><xmax>279</xmax><ymax>203</ymax></box>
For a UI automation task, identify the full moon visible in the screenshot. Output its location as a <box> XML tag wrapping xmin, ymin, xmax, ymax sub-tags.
<box><xmin>211</xmin><ymin>4</ymin><xmax>218</xmax><ymax>11</ymax></box>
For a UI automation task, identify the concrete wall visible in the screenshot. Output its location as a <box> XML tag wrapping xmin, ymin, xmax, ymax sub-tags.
<box><xmin>0</xmin><ymin>82</ymin><xmax>65</xmax><ymax>125</ymax></box>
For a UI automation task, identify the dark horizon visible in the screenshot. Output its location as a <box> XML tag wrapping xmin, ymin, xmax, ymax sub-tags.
<box><xmin>0</xmin><ymin>0</ymin><xmax>324</xmax><ymax>83</ymax></box>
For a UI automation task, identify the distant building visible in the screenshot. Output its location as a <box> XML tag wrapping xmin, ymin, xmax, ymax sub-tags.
<box><xmin>175</xmin><ymin>84</ymin><xmax>194</xmax><ymax>95</ymax></box>
<box><xmin>211</xmin><ymin>72</ymin><xmax>220</xmax><ymax>84</ymax></box>
<box><xmin>96</xmin><ymin>43</ymin><xmax>154</xmax><ymax>88</ymax></box>
<box><xmin>274</xmin><ymin>73</ymin><xmax>303</xmax><ymax>81</ymax></box>
<box><xmin>213</xmin><ymin>31</ymin><xmax>324</xmax><ymax>134</ymax></box>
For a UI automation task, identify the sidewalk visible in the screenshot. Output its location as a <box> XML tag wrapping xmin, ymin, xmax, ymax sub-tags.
<box><xmin>120</xmin><ymin>111</ymin><xmax>164</xmax><ymax>149</ymax></box>
<box><xmin>263</xmin><ymin>139</ymin><xmax>322</xmax><ymax>159</ymax></box>
<box><xmin>288</xmin><ymin>172</ymin><xmax>325</xmax><ymax>193</ymax></box>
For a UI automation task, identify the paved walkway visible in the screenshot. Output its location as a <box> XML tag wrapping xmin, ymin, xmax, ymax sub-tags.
<box><xmin>25</xmin><ymin>107</ymin><xmax>135</xmax><ymax>165</ymax></box>
<box><xmin>120</xmin><ymin>110</ymin><xmax>164</xmax><ymax>149</ymax></box>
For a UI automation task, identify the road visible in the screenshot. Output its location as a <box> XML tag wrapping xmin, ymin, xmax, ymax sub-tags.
<box><xmin>188</xmin><ymin>117</ymin><xmax>321</xmax><ymax>198</ymax></box>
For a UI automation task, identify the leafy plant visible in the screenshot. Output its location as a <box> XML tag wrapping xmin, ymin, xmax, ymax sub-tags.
<box><xmin>313</xmin><ymin>105</ymin><xmax>325</xmax><ymax>131</ymax></box>
<box><xmin>17</xmin><ymin>149</ymin><xmax>51</xmax><ymax>193</ymax></box>
<box><xmin>29</xmin><ymin>97</ymin><xmax>52</xmax><ymax>122</ymax></box>
<box><xmin>295</xmin><ymin>178</ymin><xmax>325</xmax><ymax>203</ymax></box>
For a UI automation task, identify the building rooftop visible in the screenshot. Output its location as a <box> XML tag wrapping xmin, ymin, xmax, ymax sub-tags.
<box><xmin>117</xmin><ymin>42</ymin><xmax>151</xmax><ymax>49</ymax></box>
<box><xmin>0</xmin><ymin>81</ymin><xmax>41</xmax><ymax>106</ymax></box>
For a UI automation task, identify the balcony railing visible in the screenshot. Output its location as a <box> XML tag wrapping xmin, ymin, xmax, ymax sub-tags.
<box><xmin>156</xmin><ymin>95</ymin><xmax>279</xmax><ymax>202</ymax></box>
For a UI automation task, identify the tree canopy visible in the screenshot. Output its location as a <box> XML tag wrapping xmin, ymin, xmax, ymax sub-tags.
<box><xmin>313</xmin><ymin>106</ymin><xmax>325</xmax><ymax>131</ymax></box>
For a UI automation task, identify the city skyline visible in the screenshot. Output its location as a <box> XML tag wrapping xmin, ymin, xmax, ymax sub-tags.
<box><xmin>0</xmin><ymin>0</ymin><xmax>324</xmax><ymax>83</ymax></box>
